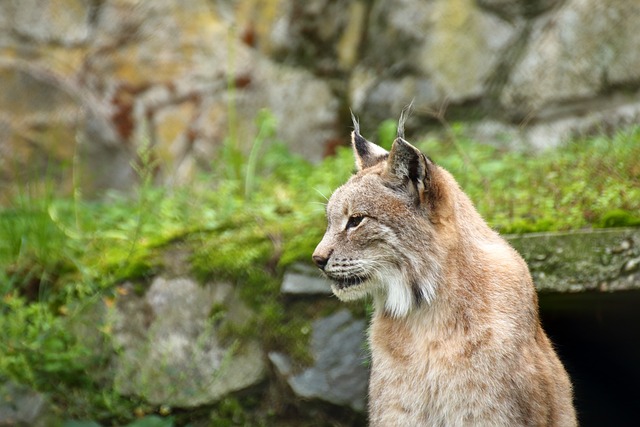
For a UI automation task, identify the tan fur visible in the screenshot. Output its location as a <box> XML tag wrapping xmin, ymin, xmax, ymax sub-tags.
<box><xmin>312</xmin><ymin>123</ymin><xmax>576</xmax><ymax>426</ymax></box>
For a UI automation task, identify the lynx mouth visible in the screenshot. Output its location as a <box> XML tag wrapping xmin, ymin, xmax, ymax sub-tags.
<box><xmin>330</xmin><ymin>274</ymin><xmax>370</xmax><ymax>290</ymax></box>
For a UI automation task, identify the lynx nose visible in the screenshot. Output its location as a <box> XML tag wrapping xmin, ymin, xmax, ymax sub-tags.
<box><xmin>313</xmin><ymin>242</ymin><xmax>333</xmax><ymax>271</ymax></box>
<box><xmin>312</xmin><ymin>254</ymin><xmax>329</xmax><ymax>270</ymax></box>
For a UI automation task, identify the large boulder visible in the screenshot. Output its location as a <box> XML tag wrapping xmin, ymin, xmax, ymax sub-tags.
<box><xmin>500</xmin><ymin>0</ymin><xmax>640</xmax><ymax>118</ymax></box>
<box><xmin>351</xmin><ymin>0</ymin><xmax>519</xmax><ymax>122</ymax></box>
<box><xmin>111</xmin><ymin>277</ymin><xmax>265</xmax><ymax>407</ymax></box>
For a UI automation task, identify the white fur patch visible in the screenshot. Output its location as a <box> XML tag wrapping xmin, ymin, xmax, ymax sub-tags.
<box><xmin>380</xmin><ymin>272</ymin><xmax>413</xmax><ymax>318</ymax></box>
<box><xmin>330</xmin><ymin>260</ymin><xmax>441</xmax><ymax>319</ymax></box>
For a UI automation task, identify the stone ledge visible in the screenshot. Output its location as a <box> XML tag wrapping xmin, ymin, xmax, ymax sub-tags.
<box><xmin>507</xmin><ymin>228</ymin><xmax>640</xmax><ymax>293</ymax></box>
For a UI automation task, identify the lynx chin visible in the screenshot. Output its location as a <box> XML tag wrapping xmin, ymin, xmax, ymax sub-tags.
<box><xmin>312</xmin><ymin>113</ymin><xmax>577</xmax><ymax>426</ymax></box>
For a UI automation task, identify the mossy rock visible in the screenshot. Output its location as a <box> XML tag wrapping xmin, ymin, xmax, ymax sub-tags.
<box><xmin>508</xmin><ymin>228</ymin><xmax>640</xmax><ymax>293</ymax></box>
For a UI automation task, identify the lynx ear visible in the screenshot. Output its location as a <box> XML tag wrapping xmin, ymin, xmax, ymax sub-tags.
<box><xmin>386</xmin><ymin>101</ymin><xmax>428</xmax><ymax>183</ymax></box>
<box><xmin>385</xmin><ymin>137</ymin><xmax>432</xmax><ymax>203</ymax></box>
<box><xmin>351</xmin><ymin>112</ymin><xmax>388</xmax><ymax>171</ymax></box>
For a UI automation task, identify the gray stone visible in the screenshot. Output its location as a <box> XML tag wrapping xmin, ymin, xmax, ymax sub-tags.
<box><xmin>111</xmin><ymin>277</ymin><xmax>265</xmax><ymax>407</ymax></box>
<box><xmin>622</xmin><ymin>258</ymin><xmax>640</xmax><ymax>274</ymax></box>
<box><xmin>418</xmin><ymin>0</ymin><xmax>518</xmax><ymax>102</ymax></box>
<box><xmin>468</xmin><ymin>96</ymin><xmax>640</xmax><ymax>151</ymax></box>
<box><xmin>351</xmin><ymin>75</ymin><xmax>441</xmax><ymax>125</ymax></box>
<box><xmin>270</xmin><ymin>309</ymin><xmax>369</xmax><ymax>412</ymax></box>
<box><xmin>3</xmin><ymin>0</ymin><xmax>92</xmax><ymax>45</ymax></box>
<box><xmin>268</xmin><ymin>351</ymin><xmax>294</xmax><ymax>377</ymax></box>
<box><xmin>501</xmin><ymin>0</ymin><xmax>640</xmax><ymax>117</ymax></box>
<box><xmin>251</xmin><ymin>60</ymin><xmax>339</xmax><ymax>162</ymax></box>
<box><xmin>281</xmin><ymin>263</ymin><xmax>332</xmax><ymax>295</ymax></box>
<box><xmin>507</xmin><ymin>228</ymin><xmax>640</xmax><ymax>293</ymax></box>
<box><xmin>355</xmin><ymin>0</ymin><xmax>519</xmax><ymax>121</ymax></box>
<box><xmin>0</xmin><ymin>382</ymin><xmax>57</xmax><ymax>427</ymax></box>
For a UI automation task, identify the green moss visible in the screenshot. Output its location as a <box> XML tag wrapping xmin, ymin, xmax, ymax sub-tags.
<box><xmin>499</xmin><ymin>218</ymin><xmax>556</xmax><ymax>235</ymax></box>
<box><xmin>597</xmin><ymin>209</ymin><xmax>640</xmax><ymax>228</ymax></box>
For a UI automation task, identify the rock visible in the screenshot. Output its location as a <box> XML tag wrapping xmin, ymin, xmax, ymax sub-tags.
<box><xmin>507</xmin><ymin>228</ymin><xmax>640</xmax><ymax>293</ymax></box>
<box><xmin>468</xmin><ymin>95</ymin><xmax>640</xmax><ymax>151</ymax></box>
<box><xmin>268</xmin><ymin>351</ymin><xmax>294</xmax><ymax>377</ymax></box>
<box><xmin>240</xmin><ymin>58</ymin><xmax>339</xmax><ymax>163</ymax></box>
<box><xmin>419</xmin><ymin>0</ymin><xmax>517</xmax><ymax>102</ymax></box>
<box><xmin>237</xmin><ymin>0</ymin><xmax>362</xmax><ymax>73</ymax></box>
<box><xmin>270</xmin><ymin>309</ymin><xmax>368</xmax><ymax>412</ymax></box>
<box><xmin>501</xmin><ymin>0</ymin><xmax>640</xmax><ymax>118</ymax></box>
<box><xmin>623</xmin><ymin>258</ymin><xmax>640</xmax><ymax>274</ymax></box>
<box><xmin>350</xmin><ymin>73</ymin><xmax>441</xmax><ymax>127</ymax></box>
<box><xmin>281</xmin><ymin>263</ymin><xmax>332</xmax><ymax>295</ymax></box>
<box><xmin>0</xmin><ymin>64</ymin><xmax>84</xmax><ymax>193</ymax></box>
<box><xmin>111</xmin><ymin>277</ymin><xmax>265</xmax><ymax>407</ymax></box>
<box><xmin>0</xmin><ymin>381</ymin><xmax>57</xmax><ymax>427</ymax></box>
<box><xmin>353</xmin><ymin>0</ymin><xmax>519</xmax><ymax>122</ymax></box>
<box><xmin>2</xmin><ymin>0</ymin><xmax>92</xmax><ymax>46</ymax></box>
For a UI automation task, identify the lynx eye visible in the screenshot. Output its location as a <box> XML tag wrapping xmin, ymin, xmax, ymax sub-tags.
<box><xmin>345</xmin><ymin>214</ymin><xmax>365</xmax><ymax>230</ymax></box>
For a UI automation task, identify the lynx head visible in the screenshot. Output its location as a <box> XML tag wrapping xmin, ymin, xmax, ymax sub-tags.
<box><xmin>312</xmin><ymin>113</ymin><xmax>454</xmax><ymax>318</ymax></box>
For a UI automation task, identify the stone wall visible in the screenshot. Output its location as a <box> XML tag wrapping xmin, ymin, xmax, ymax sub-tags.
<box><xmin>1</xmin><ymin>0</ymin><xmax>639</xmax><ymax>195</ymax></box>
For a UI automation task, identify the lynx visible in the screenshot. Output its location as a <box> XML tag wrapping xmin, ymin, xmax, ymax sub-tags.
<box><xmin>312</xmin><ymin>114</ymin><xmax>577</xmax><ymax>426</ymax></box>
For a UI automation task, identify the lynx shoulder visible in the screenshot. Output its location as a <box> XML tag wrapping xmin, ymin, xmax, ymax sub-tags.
<box><xmin>312</xmin><ymin>116</ymin><xmax>577</xmax><ymax>426</ymax></box>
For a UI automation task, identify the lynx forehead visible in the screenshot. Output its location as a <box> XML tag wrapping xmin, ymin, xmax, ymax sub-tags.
<box><xmin>311</xmin><ymin>113</ymin><xmax>576</xmax><ymax>426</ymax></box>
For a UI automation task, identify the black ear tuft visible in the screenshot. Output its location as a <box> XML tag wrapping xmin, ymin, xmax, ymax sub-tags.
<box><xmin>350</xmin><ymin>110</ymin><xmax>361</xmax><ymax>135</ymax></box>
<box><xmin>350</xmin><ymin>112</ymin><xmax>389</xmax><ymax>171</ymax></box>
<box><xmin>397</xmin><ymin>100</ymin><xmax>414</xmax><ymax>140</ymax></box>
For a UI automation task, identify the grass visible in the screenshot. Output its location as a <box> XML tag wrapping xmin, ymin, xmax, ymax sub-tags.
<box><xmin>0</xmin><ymin>116</ymin><xmax>638</xmax><ymax>424</ymax></box>
<box><xmin>419</xmin><ymin>124</ymin><xmax>640</xmax><ymax>233</ymax></box>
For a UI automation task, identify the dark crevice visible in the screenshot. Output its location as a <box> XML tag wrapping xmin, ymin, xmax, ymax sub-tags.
<box><xmin>539</xmin><ymin>291</ymin><xmax>640</xmax><ymax>427</ymax></box>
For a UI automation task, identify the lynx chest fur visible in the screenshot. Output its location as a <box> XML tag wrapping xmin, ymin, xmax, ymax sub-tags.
<box><xmin>312</xmin><ymin>116</ymin><xmax>577</xmax><ymax>426</ymax></box>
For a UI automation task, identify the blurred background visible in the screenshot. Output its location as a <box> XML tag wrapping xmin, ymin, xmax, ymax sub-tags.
<box><xmin>0</xmin><ymin>1</ymin><xmax>639</xmax><ymax>426</ymax></box>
